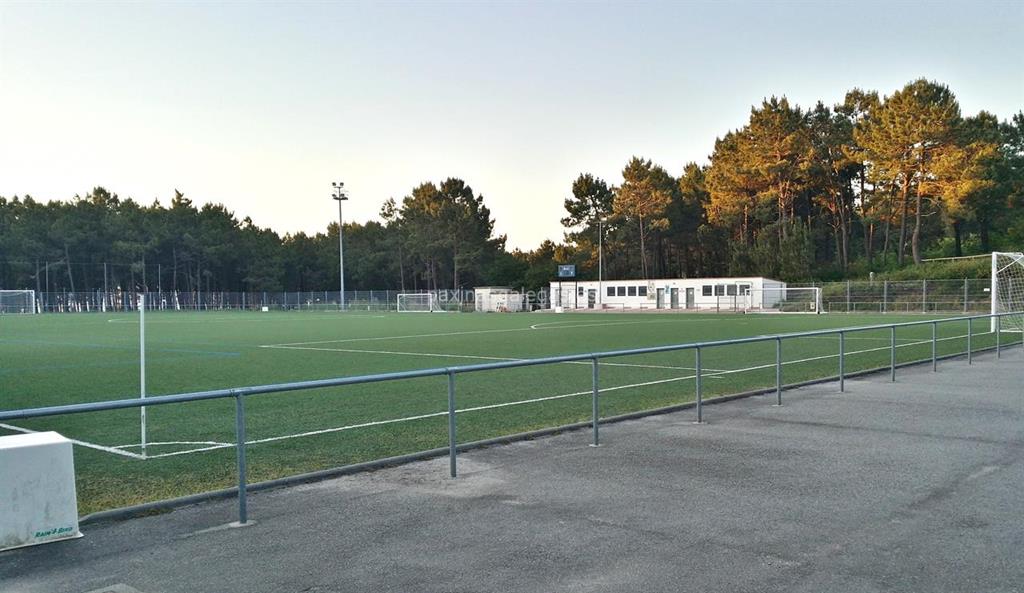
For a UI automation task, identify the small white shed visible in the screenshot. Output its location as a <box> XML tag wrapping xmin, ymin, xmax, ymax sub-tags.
<box><xmin>474</xmin><ymin>287</ymin><xmax>526</xmax><ymax>312</ymax></box>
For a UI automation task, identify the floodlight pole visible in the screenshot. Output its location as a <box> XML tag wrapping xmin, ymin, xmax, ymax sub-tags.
<box><xmin>331</xmin><ymin>182</ymin><xmax>349</xmax><ymax>311</ymax></box>
<box><xmin>598</xmin><ymin>218</ymin><xmax>604</xmax><ymax>307</ymax></box>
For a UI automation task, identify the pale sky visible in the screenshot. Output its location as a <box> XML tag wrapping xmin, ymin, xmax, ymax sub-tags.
<box><xmin>1</xmin><ymin>1</ymin><xmax>1021</xmax><ymax>250</ymax></box>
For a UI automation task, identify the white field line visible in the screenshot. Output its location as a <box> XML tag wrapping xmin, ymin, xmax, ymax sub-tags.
<box><xmin>266</xmin><ymin>319</ymin><xmax>694</xmax><ymax>348</ymax></box>
<box><xmin>259</xmin><ymin>344</ymin><xmax>731</xmax><ymax>372</ymax></box>
<box><xmin>113</xmin><ymin>330</ymin><xmax>981</xmax><ymax>459</ymax></box>
<box><xmin>113</xmin><ymin>440</ymin><xmax>233</xmax><ymax>450</ymax></box>
<box><xmin>107</xmin><ymin>315</ymin><xmax>387</xmax><ymax>324</ymax></box>
<box><xmin>0</xmin><ymin>422</ymin><xmax>145</xmax><ymax>459</ymax></box>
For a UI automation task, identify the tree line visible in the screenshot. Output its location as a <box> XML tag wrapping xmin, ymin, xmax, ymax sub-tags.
<box><xmin>563</xmin><ymin>79</ymin><xmax>1023</xmax><ymax>284</ymax></box>
<box><xmin>1</xmin><ymin>78</ymin><xmax>1021</xmax><ymax>294</ymax></box>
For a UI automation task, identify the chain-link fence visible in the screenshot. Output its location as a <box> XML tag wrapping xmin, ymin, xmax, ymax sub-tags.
<box><xmin>16</xmin><ymin>280</ymin><xmax>992</xmax><ymax>315</ymax></box>
<box><xmin>28</xmin><ymin>289</ymin><xmax>552</xmax><ymax>313</ymax></box>
<box><xmin>798</xmin><ymin>279</ymin><xmax>992</xmax><ymax>314</ymax></box>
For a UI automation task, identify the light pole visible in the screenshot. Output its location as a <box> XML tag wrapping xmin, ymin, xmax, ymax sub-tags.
<box><xmin>598</xmin><ymin>217</ymin><xmax>606</xmax><ymax>307</ymax></box>
<box><xmin>331</xmin><ymin>182</ymin><xmax>349</xmax><ymax>311</ymax></box>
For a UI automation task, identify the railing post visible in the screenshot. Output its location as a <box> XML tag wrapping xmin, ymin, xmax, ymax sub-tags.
<box><xmin>931</xmin><ymin>321</ymin><xmax>938</xmax><ymax>372</ymax></box>
<box><xmin>447</xmin><ymin>371</ymin><xmax>457</xmax><ymax>478</ymax></box>
<box><xmin>890</xmin><ymin>326</ymin><xmax>896</xmax><ymax>382</ymax></box>
<box><xmin>775</xmin><ymin>337</ymin><xmax>782</xmax><ymax>406</ymax></box>
<box><xmin>694</xmin><ymin>347</ymin><xmax>703</xmax><ymax>423</ymax></box>
<box><xmin>590</xmin><ymin>357</ymin><xmax>600</xmax><ymax>446</ymax></box>
<box><xmin>967</xmin><ymin>317</ymin><xmax>973</xmax><ymax>365</ymax></box>
<box><xmin>234</xmin><ymin>393</ymin><xmax>248</xmax><ymax>525</ymax></box>
<box><xmin>838</xmin><ymin>331</ymin><xmax>845</xmax><ymax>392</ymax></box>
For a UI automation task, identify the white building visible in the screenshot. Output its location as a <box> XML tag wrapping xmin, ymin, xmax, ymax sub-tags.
<box><xmin>474</xmin><ymin>287</ymin><xmax>527</xmax><ymax>312</ymax></box>
<box><xmin>549</xmin><ymin>277</ymin><xmax>788</xmax><ymax>312</ymax></box>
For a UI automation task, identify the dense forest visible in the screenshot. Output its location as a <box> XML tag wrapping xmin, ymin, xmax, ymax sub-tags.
<box><xmin>1</xmin><ymin>79</ymin><xmax>1021</xmax><ymax>294</ymax></box>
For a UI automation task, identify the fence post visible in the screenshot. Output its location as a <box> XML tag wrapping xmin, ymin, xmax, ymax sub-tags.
<box><xmin>234</xmin><ymin>393</ymin><xmax>248</xmax><ymax>525</ymax></box>
<box><xmin>883</xmin><ymin>281</ymin><xmax>889</xmax><ymax>314</ymax></box>
<box><xmin>591</xmin><ymin>358</ymin><xmax>600</xmax><ymax>446</ymax></box>
<box><xmin>846</xmin><ymin>280</ymin><xmax>851</xmax><ymax>313</ymax></box>
<box><xmin>694</xmin><ymin>347</ymin><xmax>703</xmax><ymax>423</ymax></box>
<box><xmin>932</xmin><ymin>321</ymin><xmax>938</xmax><ymax>372</ymax></box>
<box><xmin>922</xmin><ymin>279</ymin><xmax>927</xmax><ymax>313</ymax></box>
<box><xmin>967</xmin><ymin>317</ymin><xmax>973</xmax><ymax>365</ymax></box>
<box><xmin>775</xmin><ymin>338</ymin><xmax>782</xmax><ymax>405</ymax></box>
<box><xmin>839</xmin><ymin>331</ymin><xmax>845</xmax><ymax>392</ymax></box>
<box><xmin>963</xmin><ymin>278</ymin><xmax>968</xmax><ymax>313</ymax></box>
<box><xmin>447</xmin><ymin>371</ymin><xmax>457</xmax><ymax>478</ymax></box>
<box><xmin>890</xmin><ymin>326</ymin><xmax>896</xmax><ymax>382</ymax></box>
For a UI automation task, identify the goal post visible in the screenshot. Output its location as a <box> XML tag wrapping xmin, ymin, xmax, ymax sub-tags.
<box><xmin>992</xmin><ymin>252</ymin><xmax>1024</xmax><ymax>332</ymax></box>
<box><xmin>0</xmin><ymin>290</ymin><xmax>37</xmax><ymax>314</ymax></box>
<box><xmin>396</xmin><ymin>293</ymin><xmax>440</xmax><ymax>313</ymax></box>
<box><xmin>742</xmin><ymin>287</ymin><xmax>822</xmax><ymax>314</ymax></box>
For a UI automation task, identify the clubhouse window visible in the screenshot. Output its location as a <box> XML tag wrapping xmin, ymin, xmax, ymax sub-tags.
<box><xmin>726</xmin><ymin>285</ymin><xmax>737</xmax><ymax>296</ymax></box>
<box><xmin>702</xmin><ymin>285</ymin><xmax>712</xmax><ymax>296</ymax></box>
<box><xmin>638</xmin><ymin>286</ymin><xmax>647</xmax><ymax>297</ymax></box>
<box><xmin>715</xmin><ymin>284</ymin><xmax>726</xmax><ymax>296</ymax></box>
<box><xmin>607</xmin><ymin>286</ymin><xmax>615</xmax><ymax>297</ymax></box>
<box><xmin>627</xmin><ymin>286</ymin><xmax>637</xmax><ymax>296</ymax></box>
<box><xmin>617</xmin><ymin>286</ymin><xmax>626</xmax><ymax>296</ymax></box>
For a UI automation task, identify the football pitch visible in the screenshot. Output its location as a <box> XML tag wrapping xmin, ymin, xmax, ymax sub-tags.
<box><xmin>0</xmin><ymin>309</ymin><xmax>1015</xmax><ymax>514</ymax></box>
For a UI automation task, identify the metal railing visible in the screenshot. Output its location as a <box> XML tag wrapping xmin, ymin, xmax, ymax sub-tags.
<box><xmin>1</xmin><ymin>311</ymin><xmax>1021</xmax><ymax>525</ymax></box>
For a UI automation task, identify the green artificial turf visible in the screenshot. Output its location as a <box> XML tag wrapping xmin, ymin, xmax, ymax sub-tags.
<box><xmin>0</xmin><ymin>309</ymin><xmax>1015</xmax><ymax>514</ymax></box>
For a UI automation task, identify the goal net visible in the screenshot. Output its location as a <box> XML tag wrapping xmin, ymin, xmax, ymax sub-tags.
<box><xmin>992</xmin><ymin>252</ymin><xmax>1024</xmax><ymax>332</ymax></box>
<box><xmin>0</xmin><ymin>290</ymin><xmax>36</xmax><ymax>314</ymax></box>
<box><xmin>396</xmin><ymin>293</ymin><xmax>440</xmax><ymax>313</ymax></box>
<box><xmin>738</xmin><ymin>287</ymin><xmax>822</xmax><ymax>314</ymax></box>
